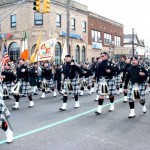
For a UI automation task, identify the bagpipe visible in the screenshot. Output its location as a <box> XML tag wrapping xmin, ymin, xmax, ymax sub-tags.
<box><xmin>132</xmin><ymin>83</ymin><xmax>140</xmax><ymax>101</ymax></box>
<box><xmin>99</xmin><ymin>77</ymin><xmax>109</xmax><ymax>96</ymax></box>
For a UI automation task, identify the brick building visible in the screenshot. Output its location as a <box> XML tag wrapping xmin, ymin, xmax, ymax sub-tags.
<box><xmin>87</xmin><ymin>12</ymin><xmax>124</xmax><ymax>62</ymax></box>
<box><xmin>0</xmin><ymin>0</ymin><xmax>88</xmax><ymax>64</ymax></box>
<box><xmin>0</xmin><ymin>0</ymin><xmax>124</xmax><ymax>63</ymax></box>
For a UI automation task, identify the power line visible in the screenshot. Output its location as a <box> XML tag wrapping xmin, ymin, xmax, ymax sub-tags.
<box><xmin>0</xmin><ymin>0</ymin><xmax>26</xmax><ymax>22</ymax></box>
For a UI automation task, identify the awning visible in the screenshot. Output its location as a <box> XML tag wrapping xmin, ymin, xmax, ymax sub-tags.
<box><xmin>0</xmin><ymin>33</ymin><xmax>13</xmax><ymax>40</ymax></box>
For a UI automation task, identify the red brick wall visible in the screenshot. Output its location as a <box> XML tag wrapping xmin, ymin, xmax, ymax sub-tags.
<box><xmin>88</xmin><ymin>16</ymin><xmax>124</xmax><ymax>46</ymax></box>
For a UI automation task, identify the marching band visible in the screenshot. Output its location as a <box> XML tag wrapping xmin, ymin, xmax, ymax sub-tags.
<box><xmin>0</xmin><ymin>52</ymin><xmax>150</xmax><ymax>144</ymax></box>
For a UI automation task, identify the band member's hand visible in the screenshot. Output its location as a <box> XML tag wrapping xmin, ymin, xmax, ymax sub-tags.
<box><xmin>139</xmin><ymin>72</ymin><xmax>145</xmax><ymax>76</ymax></box>
<box><xmin>124</xmin><ymin>89</ymin><xmax>127</xmax><ymax>92</ymax></box>
<box><xmin>106</xmin><ymin>69</ymin><xmax>111</xmax><ymax>73</ymax></box>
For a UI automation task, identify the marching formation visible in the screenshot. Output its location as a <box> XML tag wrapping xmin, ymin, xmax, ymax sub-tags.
<box><xmin>0</xmin><ymin>52</ymin><xmax>150</xmax><ymax>144</ymax></box>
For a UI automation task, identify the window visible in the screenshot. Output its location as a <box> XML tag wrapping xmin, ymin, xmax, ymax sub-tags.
<box><xmin>8</xmin><ymin>42</ymin><xmax>20</xmax><ymax>61</ymax></box>
<box><xmin>34</xmin><ymin>12</ymin><xmax>43</xmax><ymax>25</ymax></box>
<box><xmin>71</xmin><ymin>18</ymin><xmax>75</xmax><ymax>30</ymax></box>
<box><xmin>11</xmin><ymin>15</ymin><xmax>16</xmax><ymax>28</ymax></box>
<box><xmin>91</xmin><ymin>30</ymin><xmax>101</xmax><ymax>43</ymax></box>
<box><xmin>82</xmin><ymin>21</ymin><xmax>86</xmax><ymax>32</ymax></box>
<box><xmin>114</xmin><ymin>36</ymin><xmax>121</xmax><ymax>46</ymax></box>
<box><xmin>104</xmin><ymin>33</ymin><xmax>112</xmax><ymax>44</ymax></box>
<box><xmin>82</xmin><ymin>46</ymin><xmax>85</xmax><ymax>62</ymax></box>
<box><xmin>56</xmin><ymin>14</ymin><xmax>61</xmax><ymax>27</ymax></box>
<box><xmin>55</xmin><ymin>42</ymin><xmax>61</xmax><ymax>64</ymax></box>
<box><xmin>75</xmin><ymin>45</ymin><xmax>80</xmax><ymax>62</ymax></box>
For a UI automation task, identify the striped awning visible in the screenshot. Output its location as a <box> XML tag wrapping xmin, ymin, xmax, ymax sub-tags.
<box><xmin>0</xmin><ymin>33</ymin><xmax>13</xmax><ymax>40</ymax></box>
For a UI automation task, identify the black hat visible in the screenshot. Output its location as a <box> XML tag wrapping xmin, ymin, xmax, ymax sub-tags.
<box><xmin>65</xmin><ymin>55</ymin><xmax>71</xmax><ymax>58</ymax></box>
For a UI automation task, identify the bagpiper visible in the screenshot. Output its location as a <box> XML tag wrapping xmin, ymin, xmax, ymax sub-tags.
<box><xmin>12</xmin><ymin>58</ymin><xmax>34</xmax><ymax>110</ymax></box>
<box><xmin>0</xmin><ymin>77</ymin><xmax>13</xmax><ymax>143</ymax></box>
<box><xmin>95</xmin><ymin>52</ymin><xmax>119</xmax><ymax>115</ymax></box>
<box><xmin>1</xmin><ymin>62</ymin><xmax>16</xmax><ymax>100</ymax></box>
<box><xmin>40</xmin><ymin>62</ymin><xmax>56</xmax><ymax>99</ymax></box>
<box><xmin>124</xmin><ymin>57</ymin><xmax>149</xmax><ymax>118</ymax></box>
<box><xmin>59</xmin><ymin>55</ymin><xmax>83</xmax><ymax>111</ymax></box>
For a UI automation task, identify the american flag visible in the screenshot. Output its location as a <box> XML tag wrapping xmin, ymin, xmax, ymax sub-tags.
<box><xmin>1</xmin><ymin>43</ymin><xmax>10</xmax><ymax>70</ymax></box>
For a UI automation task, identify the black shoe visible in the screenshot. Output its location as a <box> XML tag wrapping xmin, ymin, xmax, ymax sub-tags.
<box><xmin>12</xmin><ymin>107</ymin><xmax>19</xmax><ymax>110</ymax></box>
<box><xmin>22</xmin><ymin>95</ymin><xmax>26</xmax><ymax>97</ymax></box>
<box><xmin>123</xmin><ymin>101</ymin><xmax>127</xmax><ymax>103</ymax></box>
<box><xmin>34</xmin><ymin>93</ymin><xmax>38</xmax><ymax>95</ymax></box>
<box><xmin>59</xmin><ymin>108</ymin><xmax>66</xmax><ymax>111</ymax></box>
<box><xmin>143</xmin><ymin>111</ymin><xmax>146</xmax><ymax>114</ymax></box>
<box><xmin>6</xmin><ymin>96</ymin><xmax>11</xmax><ymax>99</ymax></box>
<box><xmin>128</xmin><ymin>115</ymin><xmax>135</xmax><ymax>118</ymax></box>
<box><xmin>95</xmin><ymin>111</ymin><xmax>101</xmax><ymax>115</ymax></box>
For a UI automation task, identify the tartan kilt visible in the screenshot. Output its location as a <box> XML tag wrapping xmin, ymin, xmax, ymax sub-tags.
<box><xmin>20</xmin><ymin>81</ymin><xmax>32</xmax><ymax>95</ymax></box>
<box><xmin>81</xmin><ymin>77</ymin><xmax>92</xmax><ymax>88</ymax></box>
<box><xmin>97</xmin><ymin>78</ymin><xmax>116</xmax><ymax>96</ymax></box>
<box><xmin>114</xmin><ymin>74</ymin><xmax>122</xmax><ymax>87</ymax></box>
<box><xmin>41</xmin><ymin>79</ymin><xmax>55</xmax><ymax>90</ymax></box>
<box><xmin>64</xmin><ymin>78</ymin><xmax>79</xmax><ymax>95</ymax></box>
<box><xmin>128</xmin><ymin>83</ymin><xmax>146</xmax><ymax>100</ymax></box>
<box><xmin>3</xmin><ymin>82</ymin><xmax>15</xmax><ymax>94</ymax></box>
<box><xmin>47</xmin><ymin>79</ymin><xmax>55</xmax><ymax>89</ymax></box>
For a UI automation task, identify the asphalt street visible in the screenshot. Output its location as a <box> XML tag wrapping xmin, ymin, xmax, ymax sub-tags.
<box><xmin>1</xmin><ymin>89</ymin><xmax>150</xmax><ymax>150</ymax></box>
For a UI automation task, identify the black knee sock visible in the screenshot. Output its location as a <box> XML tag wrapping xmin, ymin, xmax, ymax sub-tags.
<box><xmin>63</xmin><ymin>96</ymin><xmax>68</xmax><ymax>103</ymax></box>
<box><xmin>98</xmin><ymin>98</ymin><xmax>104</xmax><ymax>105</ymax></box>
<box><xmin>129</xmin><ymin>101</ymin><xmax>134</xmax><ymax>109</ymax></box>
<box><xmin>140</xmin><ymin>100</ymin><xmax>145</xmax><ymax>106</ymax></box>
<box><xmin>109</xmin><ymin>96</ymin><xmax>114</xmax><ymax>103</ymax></box>
<box><xmin>124</xmin><ymin>92</ymin><xmax>127</xmax><ymax>96</ymax></box>
<box><xmin>92</xmin><ymin>82</ymin><xmax>94</xmax><ymax>88</ymax></box>
<box><xmin>14</xmin><ymin>95</ymin><xmax>20</xmax><ymax>102</ymax></box>
<box><xmin>74</xmin><ymin>95</ymin><xmax>78</xmax><ymax>101</ymax></box>
<box><xmin>120</xmin><ymin>84</ymin><xmax>122</xmax><ymax>88</ymax></box>
<box><xmin>28</xmin><ymin>95</ymin><xmax>33</xmax><ymax>101</ymax></box>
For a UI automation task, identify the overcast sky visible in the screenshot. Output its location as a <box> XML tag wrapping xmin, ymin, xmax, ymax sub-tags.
<box><xmin>75</xmin><ymin>0</ymin><xmax>150</xmax><ymax>46</ymax></box>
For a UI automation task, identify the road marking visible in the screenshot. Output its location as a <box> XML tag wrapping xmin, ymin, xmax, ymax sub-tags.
<box><xmin>0</xmin><ymin>98</ymin><xmax>124</xmax><ymax>145</ymax></box>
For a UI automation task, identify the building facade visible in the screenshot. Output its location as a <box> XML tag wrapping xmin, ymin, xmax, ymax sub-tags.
<box><xmin>87</xmin><ymin>12</ymin><xmax>124</xmax><ymax>62</ymax></box>
<box><xmin>0</xmin><ymin>0</ymin><xmax>88</xmax><ymax>64</ymax></box>
<box><xmin>0</xmin><ymin>0</ymin><xmax>126</xmax><ymax>63</ymax></box>
<box><xmin>123</xmin><ymin>34</ymin><xmax>145</xmax><ymax>58</ymax></box>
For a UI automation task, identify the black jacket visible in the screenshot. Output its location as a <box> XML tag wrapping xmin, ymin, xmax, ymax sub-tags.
<box><xmin>124</xmin><ymin>65</ymin><xmax>149</xmax><ymax>89</ymax></box>
<box><xmin>17</xmin><ymin>65</ymin><xmax>29</xmax><ymax>82</ymax></box>
<box><xmin>2</xmin><ymin>69</ymin><xmax>16</xmax><ymax>82</ymax></box>
<box><xmin>63</xmin><ymin>62</ymin><xmax>82</xmax><ymax>79</ymax></box>
<box><xmin>96</xmin><ymin>60</ymin><xmax>119</xmax><ymax>81</ymax></box>
<box><xmin>41</xmin><ymin>67</ymin><xmax>53</xmax><ymax>80</ymax></box>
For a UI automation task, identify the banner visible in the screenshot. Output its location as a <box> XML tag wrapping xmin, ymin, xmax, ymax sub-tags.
<box><xmin>37</xmin><ymin>38</ymin><xmax>56</xmax><ymax>62</ymax></box>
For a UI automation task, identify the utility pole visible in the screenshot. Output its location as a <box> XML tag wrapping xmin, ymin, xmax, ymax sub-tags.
<box><xmin>67</xmin><ymin>0</ymin><xmax>71</xmax><ymax>54</ymax></box>
<box><xmin>132</xmin><ymin>28</ymin><xmax>135</xmax><ymax>56</ymax></box>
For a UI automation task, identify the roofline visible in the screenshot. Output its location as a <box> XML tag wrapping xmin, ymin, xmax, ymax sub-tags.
<box><xmin>88</xmin><ymin>11</ymin><xmax>124</xmax><ymax>28</ymax></box>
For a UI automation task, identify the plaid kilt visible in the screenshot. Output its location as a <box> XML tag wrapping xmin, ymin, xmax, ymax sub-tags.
<box><xmin>3</xmin><ymin>82</ymin><xmax>15</xmax><ymax>94</ymax></box>
<box><xmin>41</xmin><ymin>79</ymin><xmax>55</xmax><ymax>90</ymax></box>
<box><xmin>114</xmin><ymin>74</ymin><xmax>121</xmax><ymax>87</ymax></box>
<box><xmin>64</xmin><ymin>78</ymin><xmax>79</xmax><ymax>95</ymax></box>
<box><xmin>128</xmin><ymin>83</ymin><xmax>146</xmax><ymax>101</ymax></box>
<box><xmin>46</xmin><ymin>79</ymin><xmax>55</xmax><ymax>89</ymax></box>
<box><xmin>20</xmin><ymin>81</ymin><xmax>32</xmax><ymax>95</ymax></box>
<box><xmin>97</xmin><ymin>78</ymin><xmax>116</xmax><ymax>96</ymax></box>
<box><xmin>81</xmin><ymin>77</ymin><xmax>92</xmax><ymax>87</ymax></box>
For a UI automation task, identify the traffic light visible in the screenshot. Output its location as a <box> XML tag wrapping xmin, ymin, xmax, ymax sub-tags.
<box><xmin>33</xmin><ymin>0</ymin><xmax>41</xmax><ymax>12</ymax></box>
<box><xmin>43</xmin><ymin>0</ymin><xmax>50</xmax><ymax>13</ymax></box>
